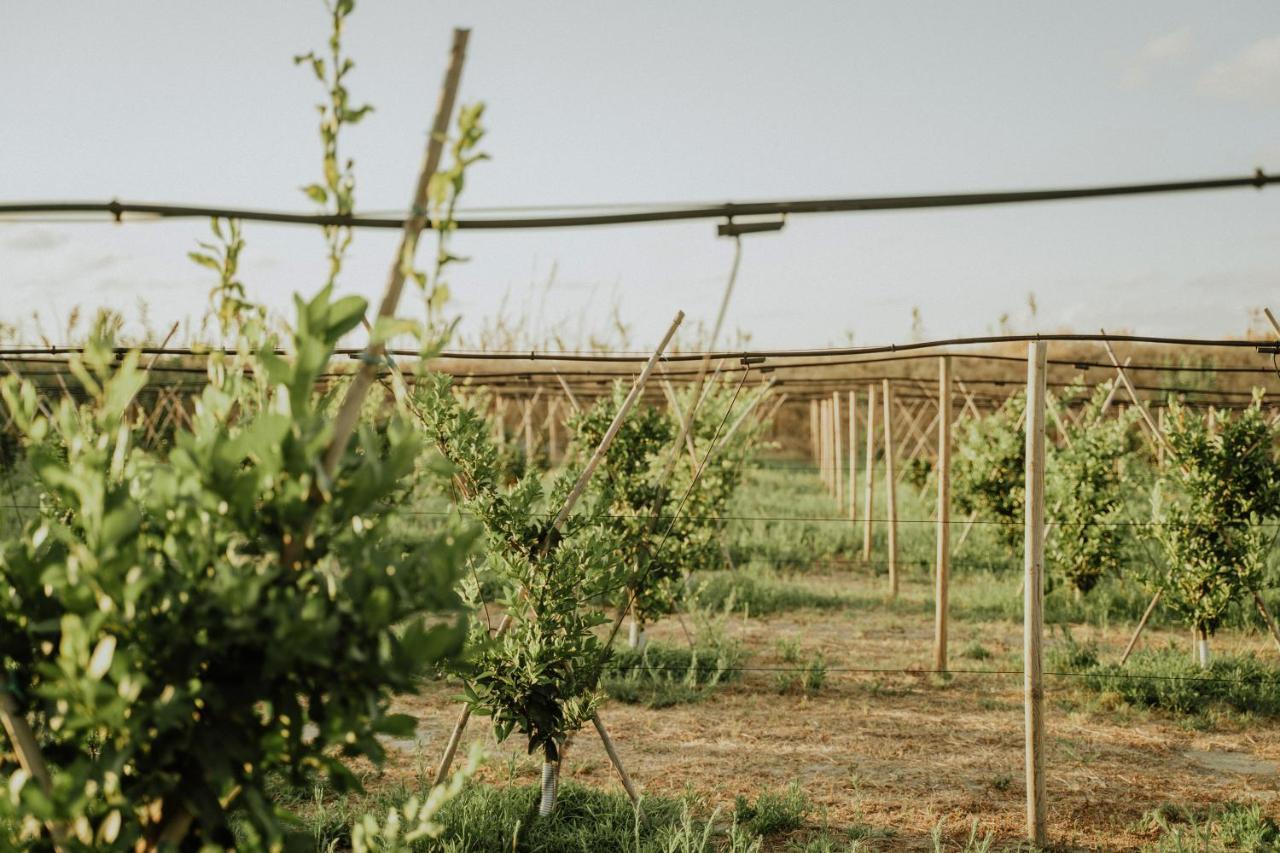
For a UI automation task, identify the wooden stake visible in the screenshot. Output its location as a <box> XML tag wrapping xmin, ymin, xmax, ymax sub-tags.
<box><xmin>1119</xmin><ymin>591</ymin><xmax>1162</xmax><ymax>665</ymax></box>
<box><xmin>818</xmin><ymin>401</ymin><xmax>829</xmax><ymax>490</ymax></box>
<box><xmin>848</xmin><ymin>391</ymin><xmax>858</xmax><ymax>523</ymax></box>
<box><xmin>1023</xmin><ymin>341</ymin><xmax>1048</xmax><ymax>848</ymax></box>
<box><xmin>1252</xmin><ymin>591</ymin><xmax>1280</xmax><ymax>655</ymax></box>
<box><xmin>863</xmin><ymin>383</ymin><xmax>877</xmax><ymax>561</ymax></box>
<box><xmin>322</xmin><ymin>29</ymin><xmax>470</xmax><ymax>476</ymax></box>
<box><xmin>809</xmin><ymin>398</ymin><xmax>820</xmax><ymax>466</ymax></box>
<box><xmin>592</xmin><ymin>712</ymin><xmax>641</xmax><ymax>804</ymax></box>
<box><xmin>547</xmin><ymin>398</ymin><xmax>560</xmax><ymax>463</ymax></box>
<box><xmin>882</xmin><ymin>379</ymin><xmax>898</xmax><ymax>597</ymax></box>
<box><xmin>832</xmin><ymin>391</ymin><xmax>844</xmax><ymax>509</ymax></box>
<box><xmin>0</xmin><ymin>691</ymin><xmax>70</xmax><ymax>851</ymax></box>
<box><xmin>934</xmin><ymin>356</ymin><xmax>952</xmax><ymax>672</ymax></box>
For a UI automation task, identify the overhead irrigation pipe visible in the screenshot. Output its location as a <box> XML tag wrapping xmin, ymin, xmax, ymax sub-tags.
<box><xmin>0</xmin><ymin>169</ymin><xmax>1276</xmax><ymax>231</ymax></box>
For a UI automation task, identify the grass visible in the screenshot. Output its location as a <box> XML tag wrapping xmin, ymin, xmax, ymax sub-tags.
<box><xmin>1139</xmin><ymin>801</ymin><xmax>1280</xmax><ymax>852</ymax></box>
<box><xmin>1047</xmin><ymin>632</ymin><xmax>1280</xmax><ymax>717</ymax></box>
<box><xmin>271</xmin><ymin>778</ymin><xmax>825</xmax><ymax>852</ymax></box>
<box><xmin>733</xmin><ymin>783</ymin><xmax>811</xmax><ymax>837</ymax></box>
<box><xmin>603</xmin><ymin>641</ymin><xmax>744</xmax><ymax>708</ymax></box>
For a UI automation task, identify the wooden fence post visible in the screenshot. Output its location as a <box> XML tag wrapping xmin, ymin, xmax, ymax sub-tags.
<box><xmin>882</xmin><ymin>379</ymin><xmax>898</xmax><ymax>597</ymax></box>
<box><xmin>848</xmin><ymin>390</ymin><xmax>858</xmax><ymax>523</ymax></box>
<box><xmin>819</xmin><ymin>400</ymin><xmax>830</xmax><ymax>492</ymax></box>
<box><xmin>863</xmin><ymin>383</ymin><xmax>877</xmax><ymax>562</ymax></box>
<box><xmin>934</xmin><ymin>356</ymin><xmax>952</xmax><ymax>672</ymax></box>
<box><xmin>1024</xmin><ymin>341</ymin><xmax>1048</xmax><ymax>847</ymax></box>
<box><xmin>833</xmin><ymin>391</ymin><xmax>843</xmax><ymax>509</ymax></box>
<box><xmin>810</xmin><ymin>398</ymin><xmax>820</xmax><ymax>467</ymax></box>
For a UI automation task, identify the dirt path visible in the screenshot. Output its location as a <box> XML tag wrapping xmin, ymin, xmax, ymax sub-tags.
<box><xmin>385</xmin><ymin>575</ymin><xmax>1280</xmax><ymax>851</ymax></box>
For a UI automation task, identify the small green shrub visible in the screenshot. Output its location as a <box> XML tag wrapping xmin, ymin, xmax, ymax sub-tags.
<box><xmin>733</xmin><ymin>783</ymin><xmax>810</xmax><ymax>837</ymax></box>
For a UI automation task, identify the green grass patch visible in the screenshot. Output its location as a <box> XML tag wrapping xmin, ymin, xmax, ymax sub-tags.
<box><xmin>273</xmin><ymin>779</ymin><xmax>818</xmax><ymax>851</ymax></box>
<box><xmin>1138</xmin><ymin>801</ymin><xmax>1279</xmax><ymax>852</ymax></box>
<box><xmin>733</xmin><ymin>782</ymin><xmax>810</xmax><ymax>837</ymax></box>
<box><xmin>603</xmin><ymin>641</ymin><xmax>743</xmax><ymax>708</ymax></box>
<box><xmin>1048</xmin><ymin>633</ymin><xmax>1280</xmax><ymax>717</ymax></box>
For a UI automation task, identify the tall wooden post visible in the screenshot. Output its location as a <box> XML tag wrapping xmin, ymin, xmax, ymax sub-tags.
<box><xmin>882</xmin><ymin>379</ymin><xmax>898</xmax><ymax>597</ymax></box>
<box><xmin>934</xmin><ymin>356</ymin><xmax>952</xmax><ymax>672</ymax></box>
<box><xmin>848</xmin><ymin>391</ymin><xmax>858</xmax><ymax>523</ymax></box>
<box><xmin>832</xmin><ymin>391</ymin><xmax>843</xmax><ymax>509</ymax></box>
<box><xmin>548</xmin><ymin>398</ymin><xmax>560</xmax><ymax>464</ymax></box>
<box><xmin>819</xmin><ymin>401</ymin><xmax>830</xmax><ymax>492</ymax></box>
<box><xmin>810</xmin><ymin>398</ymin><xmax>820</xmax><ymax>466</ymax></box>
<box><xmin>1024</xmin><ymin>341</ymin><xmax>1048</xmax><ymax>847</ymax></box>
<box><xmin>523</xmin><ymin>397</ymin><xmax>535</xmax><ymax>463</ymax></box>
<box><xmin>862</xmin><ymin>383</ymin><xmax>877</xmax><ymax>561</ymax></box>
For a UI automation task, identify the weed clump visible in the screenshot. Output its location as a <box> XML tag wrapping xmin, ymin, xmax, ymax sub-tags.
<box><xmin>1049</xmin><ymin>632</ymin><xmax>1280</xmax><ymax>717</ymax></box>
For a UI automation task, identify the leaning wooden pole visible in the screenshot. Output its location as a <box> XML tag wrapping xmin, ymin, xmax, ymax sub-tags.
<box><xmin>322</xmin><ymin>29</ymin><xmax>470</xmax><ymax>475</ymax></box>
<box><xmin>882</xmin><ymin>379</ymin><xmax>898</xmax><ymax>597</ymax></box>
<box><xmin>1023</xmin><ymin>341</ymin><xmax>1048</xmax><ymax>848</ymax></box>
<box><xmin>934</xmin><ymin>356</ymin><xmax>952</xmax><ymax>672</ymax></box>
<box><xmin>863</xmin><ymin>382</ymin><xmax>877</xmax><ymax>561</ymax></box>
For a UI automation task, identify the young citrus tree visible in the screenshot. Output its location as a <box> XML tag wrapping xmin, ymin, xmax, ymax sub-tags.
<box><xmin>953</xmin><ymin>393</ymin><xmax>1026</xmax><ymax>554</ymax></box>
<box><xmin>1152</xmin><ymin>396</ymin><xmax>1280</xmax><ymax>666</ymax></box>
<box><xmin>0</xmin><ymin>292</ymin><xmax>474</xmax><ymax>849</ymax></box>
<box><xmin>1046</xmin><ymin>384</ymin><xmax>1140</xmax><ymax>596</ymax></box>
<box><xmin>414</xmin><ymin>374</ymin><xmax>616</xmax><ymax>816</ymax></box>
<box><xmin>570</xmin><ymin>379</ymin><xmax>768</xmax><ymax>648</ymax></box>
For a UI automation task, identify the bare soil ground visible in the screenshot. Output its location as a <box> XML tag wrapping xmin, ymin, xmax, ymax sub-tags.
<box><xmin>382</xmin><ymin>573</ymin><xmax>1280</xmax><ymax>851</ymax></box>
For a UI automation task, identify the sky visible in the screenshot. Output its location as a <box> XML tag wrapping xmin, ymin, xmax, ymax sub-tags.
<box><xmin>3</xmin><ymin>1</ymin><xmax>1280</xmax><ymax>350</ymax></box>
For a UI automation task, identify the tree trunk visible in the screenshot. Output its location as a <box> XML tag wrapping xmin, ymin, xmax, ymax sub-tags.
<box><xmin>538</xmin><ymin>745</ymin><xmax>560</xmax><ymax>817</ymax></box>
<box><xmin>1196</xmin><ymin>626</ymin><xmax>1211</xmax><ymax>669</ymax></box>
<box><xmin>628</xmin><ymin>615</ymin><xmax>646</xmax><ymax>650</ymax></box>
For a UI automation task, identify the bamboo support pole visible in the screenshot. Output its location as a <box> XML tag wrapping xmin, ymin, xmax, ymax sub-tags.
<box><xmin>547</xmin><ymin>398</ymin><xmax>559</xmax><ymax>463</ymax></box>
<box><xmin>848</xmin><ymin>391</ymin><xmax>858</xmax><ymax>523</ymax></box>
<box><xmin>934</xmin><ymin>356</ymin><xmax>952</xmax><ymax>672</ymax></box>
<box><xmin>1023</xmin><ymin>341</ymin><xmax>1048</xmax><ymax>848</ymax></box>
<box><xmin>0</xmin><ymin>691</ymin><xmax>70</xmax><ymax>851</ymax></box>
<box><xmin>1119</xmin><ymin>590</ymin><xmax>1162</xmax><ymax>665</ymax></box>
<box><xmin>832</xmin><ymin>391</ymin><xmax>844</xmax><ymax>509</ymax></box>
<box><xmin>321</xmin><ymin>29</ymin><xmax>470</xmax><ymax>476</ymax></box>
<box><xmin>1097</xmin><ymin>358</ymin><xmax>1131</xmax><ymax>414</ymax></box>
<box><xmin>883</xmin><ymin>379</ymin><xmax>898</xmax><ymax>597</ymax></box>
<box><xmin>818</xmin><ymin>401</ymin><xmax>828</xmax><ymax>489</ymax></box>
<box><xmin>863</xmin><ymin>383</ymin><xmax>877</xmax><ymax>561</ymax></box>
<box><xmin>1251</xmin><ymin>591</ymin><xmax>1280</xmax><ymax>655</ymax></box>
<box><xmin>809</xmin><ymin>398</ymin><xmax>819</xmax><ymax>466</ymax></box>
<box><xmin>592</xmin><ymin>713</ymin><xmax>641</xmax><ymax>804</ymax></box>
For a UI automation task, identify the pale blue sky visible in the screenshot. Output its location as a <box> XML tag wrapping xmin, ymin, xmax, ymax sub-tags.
<box><xmin>3</xmin><ymin>2</ymin><xmax>1280</xmax><ymax>348</ymax></box>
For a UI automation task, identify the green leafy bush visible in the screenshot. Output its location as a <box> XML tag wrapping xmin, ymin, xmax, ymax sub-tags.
<box><xmin>1046</xmin><ymin>384</ymin><xmax>1141</xmax><ymax>594</ymax></box>
<box><xmin>953</xmin><ymin>394</ymin><xmax>1025</xmax><ymax>552</ymax></box>
<box><xmin>416</xmin><ymin>374</ymin><xmax>614</xmax><ymax>765</ymax></box>
<box><xmin>1152</xmin><ymin>397</ymin><xmax>1280</xmax><ymax>641</ymax></box>
<box><xmin>0</xmin><ymin>291</ymin><xmax>472</xmax><ymax>849</ymax></box>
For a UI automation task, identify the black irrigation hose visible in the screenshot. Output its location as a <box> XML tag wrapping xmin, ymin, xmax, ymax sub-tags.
<box><xmin>1</xmin><ymin>169</ymin><xmax>1275</xmax><ymax>230</ymax></box>
<box><xmin>3</xmin><ymin>331</ymin><xmax>1275</xmax><ymax>361</ymax></box>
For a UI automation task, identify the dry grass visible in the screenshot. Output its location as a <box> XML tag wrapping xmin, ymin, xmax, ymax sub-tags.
<box><xmin>370</xmin><ymin>572</ymin><xmax>1280</xmax><ymax>851</ymax></box>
